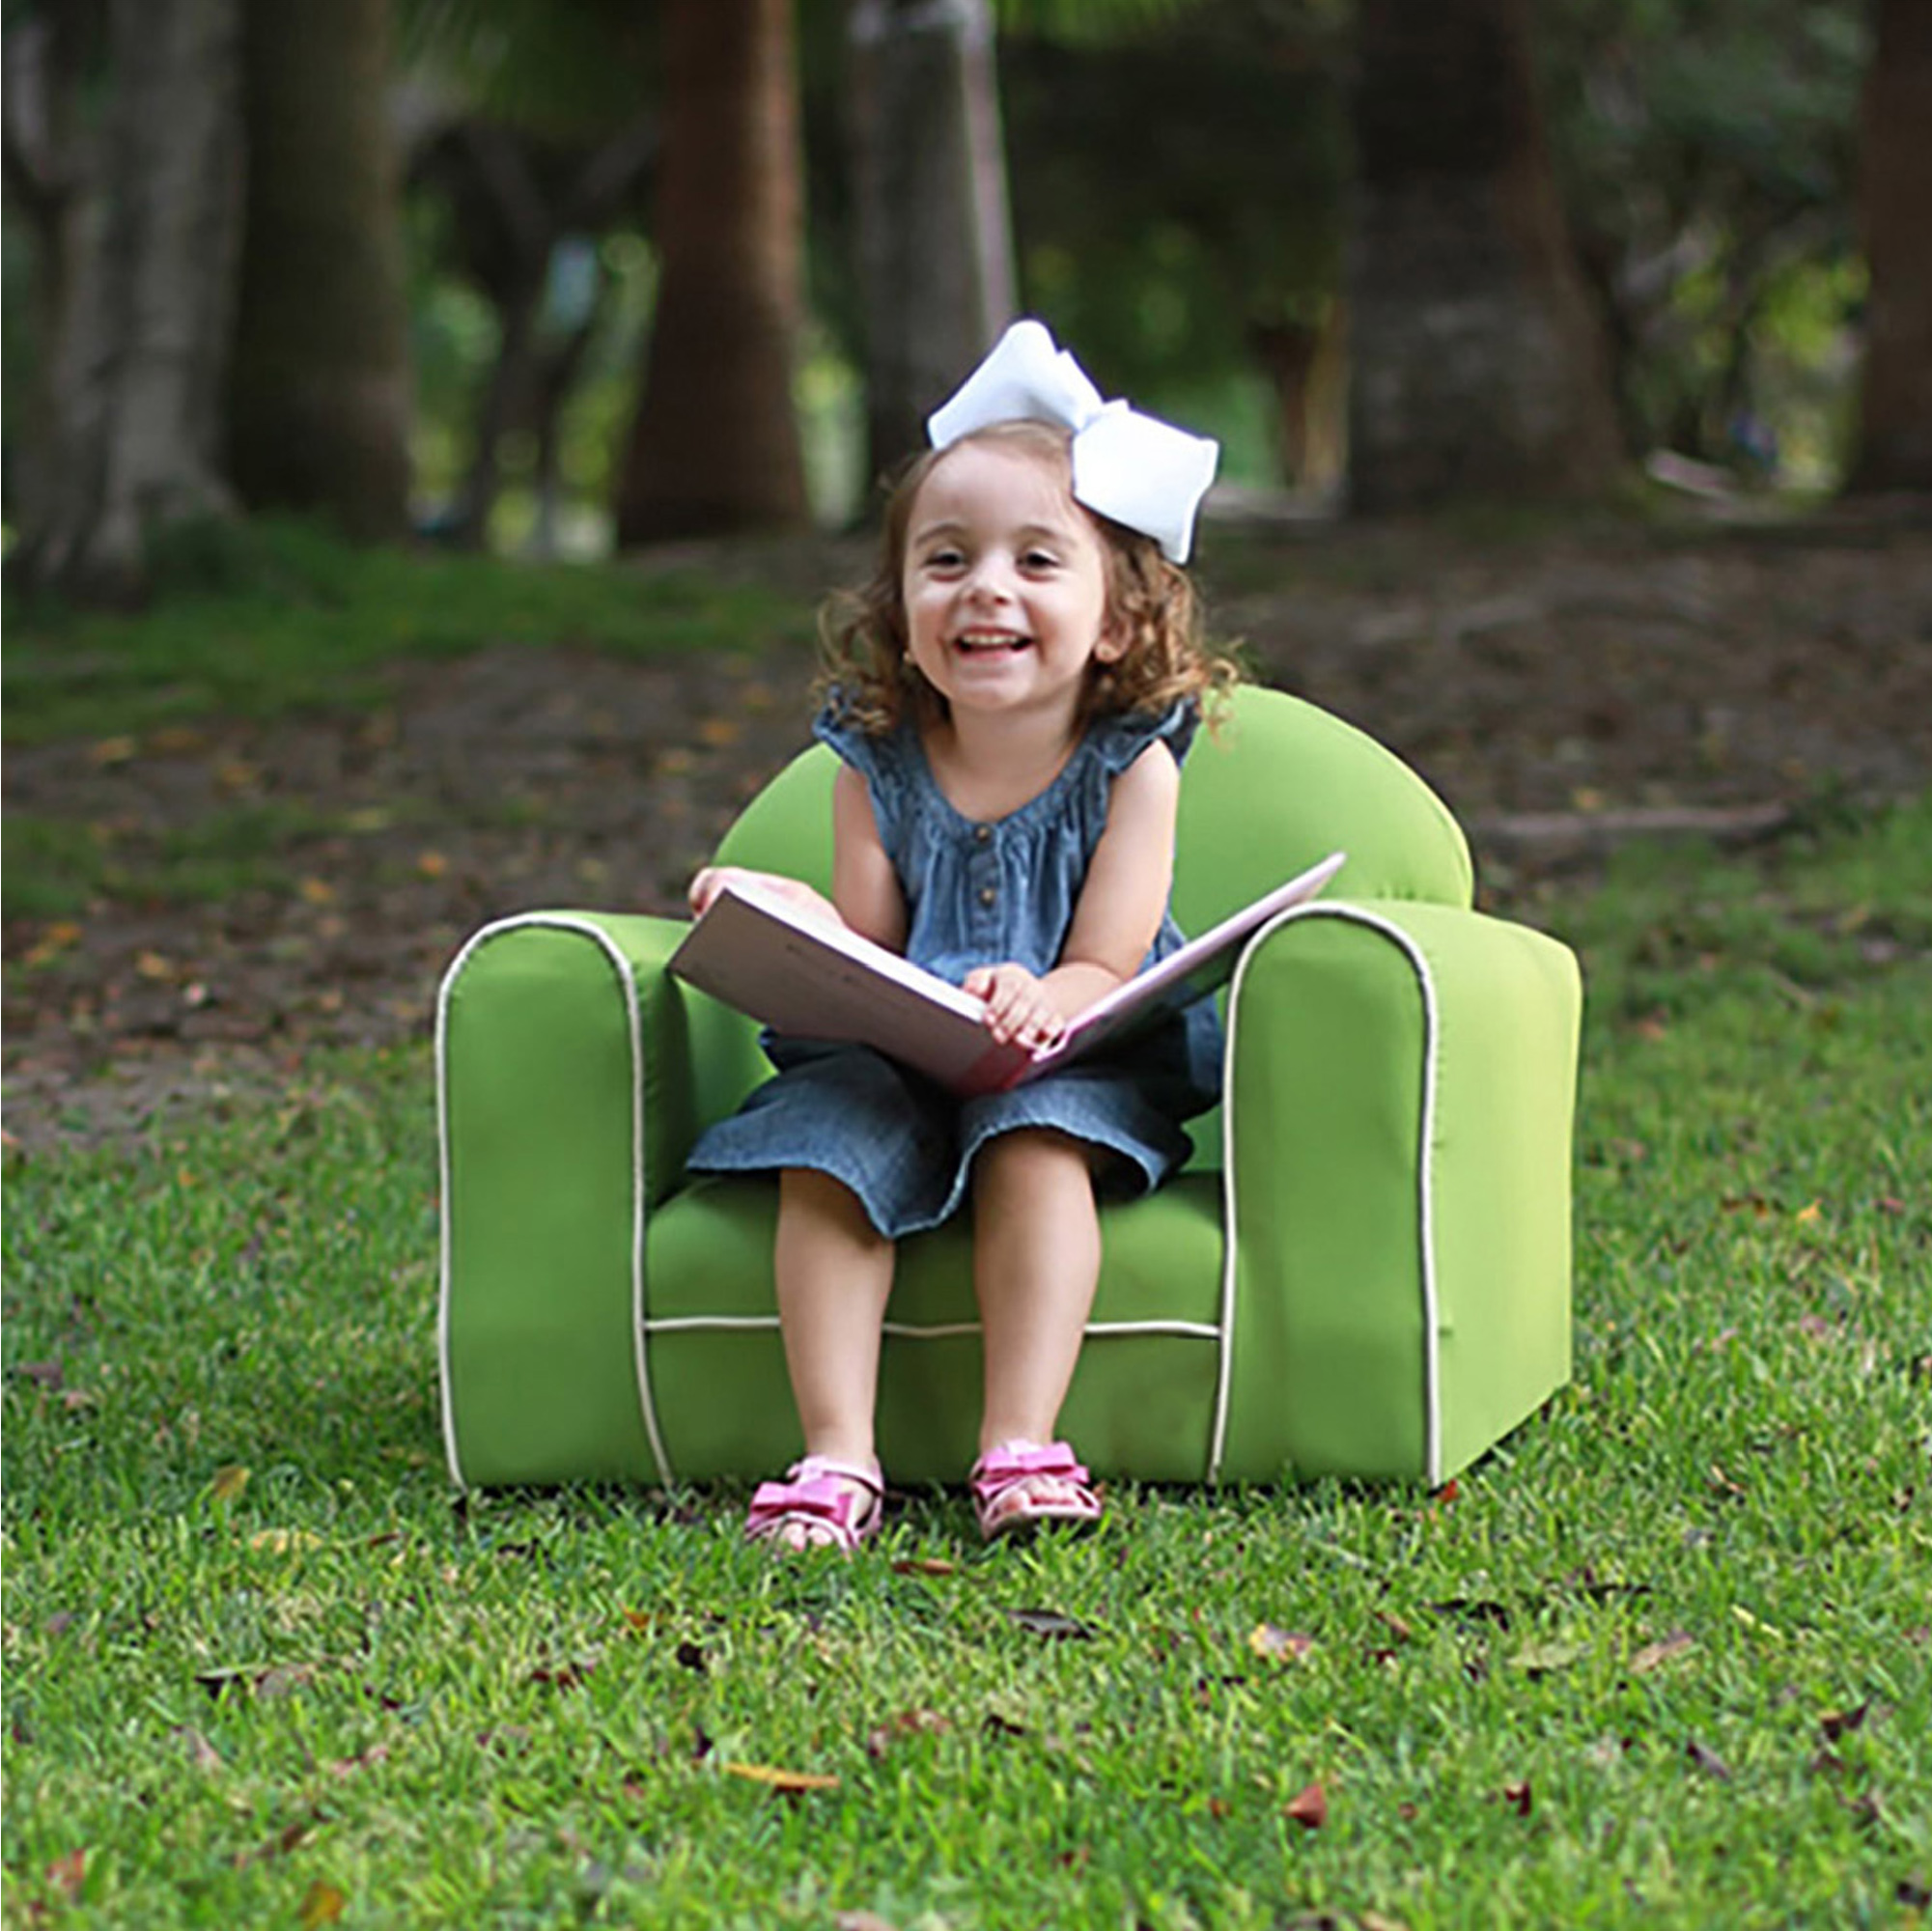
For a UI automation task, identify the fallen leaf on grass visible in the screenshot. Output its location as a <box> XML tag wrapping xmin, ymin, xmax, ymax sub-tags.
<box><xmin>195</xmin><ymin>1663</ymin><xmax>318</xmax><ymax>1701</ymax></box>
<box><xmin>834</xmin><ymin>1914</ymin><xmax>901</xmax><ymax>1931</ymax></box>
<box><xmin>247</xmin><ymin>1528</ymin><xmax>322</xmax><ymax>1553</ymax></box>
<box><xmin>1284</xmin><ymin>1781</ymin><xmax>1328</xmax><ymax>1830</ymax></box>
<box><xmin>233</xmin><ymin>1818</ymin><xmax>314</xmax><ymax>1867</ymax></box>
<box><xmin>323</xmin><ymin>1743</ymin><xmax>391</xmax><ymax>1778</ymax></box>
<box><xmin>865</xmin><ymin>1710</ymin><xmax>953</xmax><ymax>1759</ymax></box>
<box><xmin>1820</xmin><ymin>1702</ymin><xmax>1870</xmax><ymax>1742</ymax></box>
<box><xmin>1707</xmin><ymin>1463</ymin><xmax>1747</xmax><ymax>1501</ymax></box>
<box><xmin>721</xmin><ymin>1760</ymin><xmax>840</xmax><ymax>1793</ymax></box>
<box><xmin>528</xmin><ymin>1658</ymin><xmax>598</xmax><ymax>1692</ymax></box>
<box><xmin>1510</xmin><ymin>1639</ymin><xmax>1584</xmax><ymax>1676</ymax></box>
<box><xmin>1630</xmin><ymin>1631</ymin><xmax>1697</xmax><ymax>1674</ymax></box>
<box><xmin>1685</xmin><ymin>1738</ymin><xmax>1733</xmax><ymax>1781</ymax></box>
<box><xmin>209</xmin><ymin>1464</ymin><xmax>250</xmax><ymax>1503</ymax></box>
<box><xmin>1247</xmin><ymin>1624</ymin><xmax>1315</xmax><ymax>1663</ymax></box>
<box><xmin>1499</xmin><ymin>1779</ymin><xmax>1533</xmax><ymax>1817</ymax></box>
<box><xmin>298</xmin><ymin>1879</ymin><xmax>347</xmax><ymax>1927</ymax></box>
<box><xmin>12</xmin><ymin>1360</ymin><xmax>65</xmax><ymax>1390</ymax></box>
<box><xmin>174</xmin><ymin>1727</ymin><xmax>225</xmax><ymax>1773</ymax></box>
<box><xmin>44</xmin><ymin>1849</ymin><xmax>86</xmax><ymax>1901</ymax></box>
<box><xmin>889</xmin><ymin>1556</ymin><xmax>958</xmax><ymax>1577</ymax></box>
<box><xmin>88</xmin><ymin>735</ymin><xmax>137</xmax><ymax>766</ymax></box>
<box><xmin>1005</xmin><ymin>1607</ymin><xmax>1099</xmax><ymax>1641</ymax></box>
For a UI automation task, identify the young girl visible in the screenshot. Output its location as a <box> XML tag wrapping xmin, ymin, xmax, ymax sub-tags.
<box><xmin>686</xmin><ymin>320</ymin><xmax>1234</xmax><ymax>1552</ymax></box>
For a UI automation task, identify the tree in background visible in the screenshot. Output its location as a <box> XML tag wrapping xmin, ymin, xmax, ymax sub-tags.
<box><xmin>614</xmin><ymin>0</ymin><xmax>810</xmax><ymax>544</ymax></box>
<box><xmin>1348</xmin><ymin>0</ymin><xmax>1623</xmax><ymax>510</ymax></box>
<box><xmin>1539</xmin><ymin>0</ymin><xmax>1867</xmax><ymax>480</ymax></box>
<box><xmin>1846</xmin><ymin>0</ymin><xmax>1932</xmax><ymax>491</ymax></box>
<box><xmin>225</xmin><ymin>0</ymin><xmax>414</xmax><ymax>542</ymax></box>
<box><xmin>408</xmin><ymin>117</ymin><xmax>657</xmax><ymax>547</ymax></box>
<box><xmin>846</xmin><ymin>0</ymin><xmax>1016</xmax><ymax>482</ymax></box>
<box><xmin>3</xmin><ymin>0</ymin><xmax>244</xmax><ymax>599</ymax></box>
<box><xmin>994</xmin><ymin>5</ymin><xmax>1348</xmax><ymax>493</ymax></box>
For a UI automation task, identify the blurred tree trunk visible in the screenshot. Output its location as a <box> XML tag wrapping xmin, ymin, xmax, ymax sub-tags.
<box><xmin>224</xmin><ymin>0</ymin><xmax>412</xmax><ymax>541</ymax></box>
<box><xmin>846</xmin><ymin>0</ymin><xmax>1015</xmax><ymax>484</ymax></box>
<box><xmin>1846</xmin><ymin>0</ymin><xmax>1932</xmax><ymax>493</ymax></box>
<box><xmin>1347</xmin><ymin>0</ymin><xmax>1621</xmax><ymax>512</ymax></box>
<box><xmin>3</xmin><ymin>0</ymin><xmax>242</xmax><ymax>602</ymax></box>
<box><xmin>615</xmin><ymin>0</ymin><xmax>809</xmax><ymax>545</ymax></box>
<box><xmin>415</xmin><ymin>119</ymin><xmax>655</xmax><ymax>549</ymax></box>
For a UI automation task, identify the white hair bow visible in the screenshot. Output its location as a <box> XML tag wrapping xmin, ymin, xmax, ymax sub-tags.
<box><xmin>925</xmin><ymin>320</ymin><xmax>1219</xmax><ymax>565</ymax></box>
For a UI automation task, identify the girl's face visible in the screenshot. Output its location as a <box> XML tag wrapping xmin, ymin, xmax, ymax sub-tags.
<box><xmin>899</xmin><ymin>437</ymin><xmax>1121</xmax><ymax>730</ymax></box>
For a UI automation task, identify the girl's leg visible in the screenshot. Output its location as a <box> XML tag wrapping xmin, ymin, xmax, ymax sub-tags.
<box><xmin>759</xmin><ymin>1166</ymin><xmax>896</xmax><ymax>1549</ymax></box>
<box><xmin>969</xmin><ymin>1129</ymin><xmax>1103</xmax><ymax>1526</ymax></box>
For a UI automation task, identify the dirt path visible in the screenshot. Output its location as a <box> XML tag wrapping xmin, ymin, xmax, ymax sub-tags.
<box><xmin>6</xmin><ymin>510</ymin><xmax>1929</xmax><ymax>1154</ymax></box>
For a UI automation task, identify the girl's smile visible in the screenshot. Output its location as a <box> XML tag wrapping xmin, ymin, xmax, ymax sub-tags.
<box><xmin>901</xmin><ymin>440</ymin><xmax>1120</xmax><ymax>722</ymax></box>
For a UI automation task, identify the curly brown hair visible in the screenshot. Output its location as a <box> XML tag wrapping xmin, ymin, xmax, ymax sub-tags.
<box><xmin>817</xmin><ymin>421</ymin><xmax>1238</xmax><ymax>736</ymax></box>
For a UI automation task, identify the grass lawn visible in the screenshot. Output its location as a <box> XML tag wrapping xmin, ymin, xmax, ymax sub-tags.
<box><xmin>5</xmin><ymin>792</ymin><xmax>1929</xmax><ymax>1927</ymax></box>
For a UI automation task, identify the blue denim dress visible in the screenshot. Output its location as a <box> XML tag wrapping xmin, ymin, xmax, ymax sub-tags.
<box><xmin>685</xmin><ymin>696</ymin><xmax>1222</xmax><ymax>1238</ymax></box>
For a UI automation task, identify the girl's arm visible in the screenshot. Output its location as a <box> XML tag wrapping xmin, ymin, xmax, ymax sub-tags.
<box><xmin>831</xmin><ymin>765</ymin><xmax>908</xmax><ymax>951</ymax></box>
<box><xmin>967</xmin><ymin>741</ymin><xmax>1180</xmax><ymax>1047</ymax></box>
<box><xmin>687</xmin><ymin>770</ymin><xmax>905</xmax><ymax>948</ymax></box>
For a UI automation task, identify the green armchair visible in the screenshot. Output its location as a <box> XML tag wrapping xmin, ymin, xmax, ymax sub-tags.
<box><xmin>437</xmin><ymin>684</ymin><xmax>1580</xmax><ymax>1490</ymax></box>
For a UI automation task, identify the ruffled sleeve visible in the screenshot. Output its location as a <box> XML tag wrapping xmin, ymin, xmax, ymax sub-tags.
<box><xmin>1088</xmin><ymin>697</ymin><xmax>1200</xmax><ymax>777</ymax></box>
<box><xmin>812</xmin><ymin>691</ymin><xmax>908</xmax><ymax>846</ymax></box>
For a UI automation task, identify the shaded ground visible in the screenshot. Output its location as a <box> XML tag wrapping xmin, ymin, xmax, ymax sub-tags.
<box><xmin>5</xmin><ymin>508</ymin><xmax>1930</xmax><ymax>1152</ymax></box>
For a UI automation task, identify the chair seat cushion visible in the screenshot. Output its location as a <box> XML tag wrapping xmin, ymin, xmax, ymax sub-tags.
<box><xmin>643</xmin><ymin>1171</ymin><xmax>1228</xmax><ymax>1484</ymax></box>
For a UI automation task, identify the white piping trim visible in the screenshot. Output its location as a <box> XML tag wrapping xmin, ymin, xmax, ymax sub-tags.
<box><xmin>1209</xmin><ymin>904</ymin><xmax>1443</xmax><ymax>1486</ymax></box>
<box><xmin>641</xmin><ymin>1315</ymin><xmax>1222</xmax><ymax>1341</ymax></box>
<box><xmin>435</xmin><ymin>913</ymin><xmax>674</xmax><ymax>1490</ymax></box>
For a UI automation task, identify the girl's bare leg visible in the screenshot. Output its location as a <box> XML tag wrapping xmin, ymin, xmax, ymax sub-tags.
<box><xmin>970</xmin><ymin>1129</ymin><xmax>1103</xmax><ymax>1524</ymax></box>
<box><xmin>765</xmin><ymin>1167</ymin><xmax>896</xmax><ymax>1547</ymax></box>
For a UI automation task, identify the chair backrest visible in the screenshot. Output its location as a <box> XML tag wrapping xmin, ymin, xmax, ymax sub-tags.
<box><xmin>714</xmin><ymin>684</ymin><xmax>1472</xmax><ymax>926</ymax></box>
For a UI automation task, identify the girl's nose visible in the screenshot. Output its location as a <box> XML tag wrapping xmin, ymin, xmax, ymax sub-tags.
<box><xmin>963</xmin><ymin>554</ymin><xmax>1015</xmax><ymax>601</ymax></box>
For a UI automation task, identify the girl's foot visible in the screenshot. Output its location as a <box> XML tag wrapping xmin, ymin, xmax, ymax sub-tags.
<box><xmin>969</xmin><ymin>1440</ymin><xmax>1102</xmax><ymax>1541</ymax></box>
<box><xmin>744</xmin><ymin>1455</ymin><xmax>883</xmax><ymax>1554</ymax></box>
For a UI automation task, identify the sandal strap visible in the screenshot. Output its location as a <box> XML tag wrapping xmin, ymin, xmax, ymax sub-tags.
<box><xmin>745</xmin><ymin>1456</ymin><xmax>882</xmax><ymax>1550</ymax></box>
<box><xmin>969</xmin><ymin>1439</ymin><xmax>1090</xmax><ymax>1503</ymax></box>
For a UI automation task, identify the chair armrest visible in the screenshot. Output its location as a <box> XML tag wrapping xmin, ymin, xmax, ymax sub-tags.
<box><xmin>436</xmin><ymin>908</ymin><xmax>768</xmax><ymax>1487</ymax></box>
<box><xmin>1215</xmin><ymin>897</ymin><xmax>1581</xmax><ymax>1484</ymax></box>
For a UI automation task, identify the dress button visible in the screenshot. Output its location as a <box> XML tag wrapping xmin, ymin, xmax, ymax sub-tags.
<box><xmin>978</xmin><ymin>886</ymin><xmax>997</xmax><ymax>907</ymax></box>
<box><xmin>973</xmin><ymin>824</ymin><xmax>992</xmax><ymax>843</ymax></box>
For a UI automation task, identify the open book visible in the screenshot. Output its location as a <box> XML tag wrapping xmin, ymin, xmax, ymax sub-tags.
<box><xmin>668</xmin><ymin>852</ymin><xmax>1345</xmax><ymax>1097</ymax></box>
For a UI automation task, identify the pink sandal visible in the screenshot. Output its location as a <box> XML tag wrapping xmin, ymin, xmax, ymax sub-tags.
<box><xmin>744</xmin><ymin>1456</ymin><xmax>883</xmax><ymax>1554</ymax></box>
<box><xmin>969</xmin><ymin>1440</ymin><xmax>1103</xmax><ymax>1542</ymax></box>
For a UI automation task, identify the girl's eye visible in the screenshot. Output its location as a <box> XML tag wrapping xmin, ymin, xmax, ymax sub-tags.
<box><xmin>1021</xmin><ymin>548</ymin><xmax>1060</xmax><ymax>571</ymax></box>
<box><xmin>923</xmin><ymin>547</ymin><xmax>966</xmax><ymax>572</ymax></box>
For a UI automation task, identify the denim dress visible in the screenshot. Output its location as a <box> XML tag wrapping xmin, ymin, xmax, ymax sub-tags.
<box><xmin>685</xmin><ymin>695</ymin><xmax>1222</xmax><ymax>1239</ymax></box>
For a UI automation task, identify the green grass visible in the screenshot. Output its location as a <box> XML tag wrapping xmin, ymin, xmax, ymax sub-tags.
<box><xmin>2</xmin><ymin>518</ymin><xmax>812</xmax><ymax>745</ymax></box>
<box><xmin>5</xmin><ymin>817</ymin><xmax>1929</xmax><ymax>1928</ymax></box>
<box><xmin>1</xmin><ymin>804</ymin><xmax>369</xmax><ymax>921</ymax></box>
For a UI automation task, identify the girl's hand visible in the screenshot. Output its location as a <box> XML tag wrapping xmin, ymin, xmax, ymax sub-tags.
<box><xmin>688</xmin><ymin>866</ymin><xmax>841</xmax><ymax>928</ymax></box>
<box><xmin>965</xmin><ymin>963</ymin><xmax>1071</xmax><ymax>1051</ymax></box>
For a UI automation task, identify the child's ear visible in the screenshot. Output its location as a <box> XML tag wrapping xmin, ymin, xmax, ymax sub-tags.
<box><xmin>1094</xmin><ymin>624</ymin><xmax>1127</xmax><ymax>664</ymax></box>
